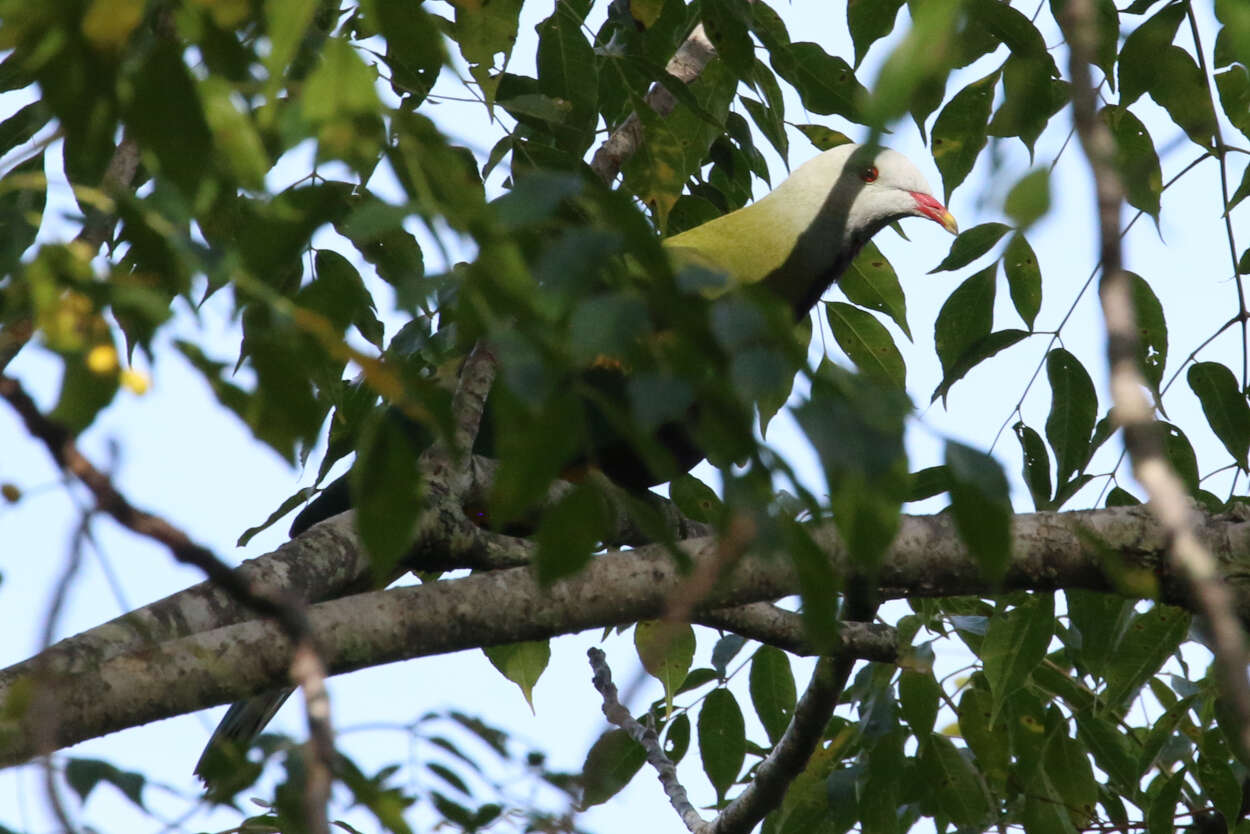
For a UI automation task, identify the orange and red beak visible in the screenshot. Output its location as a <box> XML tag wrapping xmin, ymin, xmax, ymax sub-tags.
<box><xmin>910</xmin><ymin>191</ymin><xmax>959</xmax><ymax>234</ymax></box>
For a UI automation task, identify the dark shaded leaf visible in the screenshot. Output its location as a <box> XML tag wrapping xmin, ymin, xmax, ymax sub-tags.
<box><xmin>65</xmin><ymin>758</ymin><xmax>146</xmax><ymax>809</ymax></box>
<box><xmin>1045</xmin><ymin>348</ymin><xmax>1098</xmax><ymax>484</ymax></box>
<box><xmin>1187</xmin><ymin>361</ymin><xmax>1250</xmax><ymax>468</ymax></box>
<box><xmin>711</xmin><ymin>634</ymin><xmax>746</xmax><ymax>678</ymax></box>
<box><xmin>1215</xmin><ymin>64</ymin><xmax>1250</xmax><ymax>141</ymax></box>
<box><xmin>945</xmin><ymin>441</ymin><xmax>1012</xmax><ymax>583</ymax></box>
<box><xmin>1003</xmin><ymin>233</ymin><xmax>1041</xmax><ymax>329</ymax></box>
<box><xmin>930</xmin><ymin>71</ymin><xmax>998</xmax><ymax>201</ymax></box>
<box><xmin>847</xmin><ymin>0</ymin><xmax>905</xmax><ymax>67</ymax></box>
<box><xmin>699</xmin><ymin>687</ymin><xmax>746</xmax><ymax>802</ymax></box>
<box><xmin>899</xmin><ymin>671</ymin><xmax>940</xmax><ymax>736</ymax></box>
<box><xmin>0</xmin><ymin>154</ymin><xmax>46</xmax><ymax>277</ymax></box>
<box><xmin>1127</xmin><ymin>272</ymin><xmax>1167</xmax><ymax>400</ymax></box>
<box><xmin>1103</xmin><ymin>604</ymin><xmax>1190</xmax><ymax>707</ymax></box>
<box><xmin>929</xmin><ymin>222</ymin><xmax>1010</xmax><ymax>273</ymax></box>
<box><xmin>770</xmin><ymin>42</ymin><xmax>868</xmax><ymax>123</ymax></box>
<box><xmin>1148</xmin><ymin>46</ymin><xmax>1218</xmax><ymax>149</ymax></box>
<box><xmin>826</xmin><ymin>302</ymin><xmax>906</xmax><ymax>388</ymax></box>
<box><xmin>1014</xmin><ymin>422</ymin><xmax>1052</xmax><ymax>509</ymax></box>
<box><xmin>1100</xmin><ymin>105</ymin><xmax>1163</xmax><ymax>220</ymax></box>
<box><xmin>933</xmin><ymin>264</ymin><xmax>996</xmax><ymax>379</ymax></box>
<box><xmin>932</xmin><ymin>328</ymin><xmax>1030</xmax><ymax>404</ymax></box>
<box><xmin>702</xmin><ymin>0</ymin><xmax>755</xmax><ymax>79</ymax></box>
<box><xmin>669</xmin><ymin>473</ymin><xmax>723</xmax><ymax>523</ymax></box>
<box><xmin>907</xmin><ymin>465</ymin><xmax>951</xmax><ymax>502</ymax></box>
<box><xmin>1118</xmin><ymin>2</ymin><xmax>1187</xmax><ymax>105</ymax></box>
<box><xmin>351</xmin><ymin>408</ymin><xmax>424</xmax><ymax>580</ymax></box>
<box><xmin>840</xmin><ymin>241</ymin><xmax>910</xmax><ymax>338</ymax></box>
<box><xmin>920</xmin><ymin>735</ymin><xmax>994</xmax><ymax>827</ymax></box>
<box><xmin>749</xmin><ymin>646</ymin><xmax>796</xmax><ymax>744</ymax></box>
<box><xmin>581</xmin><ymin>729</ymin><xmax>645</xmax><ymax>807</ymax></box>
<box><xmin>982</xmin><ymin>595</ymin><xmax>1055</xmax><ymax>721</ymax></box>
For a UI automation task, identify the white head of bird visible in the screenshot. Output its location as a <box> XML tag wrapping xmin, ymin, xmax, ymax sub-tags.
<box><xmin>664</xmin><ymin>143</ymin><xmax>957</xmax><ymax>318</ymax></box>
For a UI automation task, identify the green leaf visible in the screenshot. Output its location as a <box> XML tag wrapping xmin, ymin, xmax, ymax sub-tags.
<box><xmin>1014</xmin><ymin>422</ymin><xmax>1053</xmax><ymax>509</ymax></box>
<box><xmin>702</xmin><ymin>0</ymin><xmax>755</xmax><ymax>79</ymax></box>
<box><xmin>580</xmin><ymin>729</ymin><xmax>646</xmax><ymax>807</ymax></box>
<box><xmin>1146</xmin><ymin>770</ymin><xmax>1185</xmax><ymax>834</ymax></box>
<box><xmin>1099</xmin><ymin>105</ymin><xmax>1163</xmax><ymax>220</ymax></box>
<box><xmin>669</xmin><ymin>473</ymin><xmax>723</xmax><ymax>523</ymax></box>
<box><xmin>932</xmin><ymin>329</ymin><xmax>1030</xmax><ymax>404</ymax></box>
<box><xmin>1187</xmin><ymin>361</ymin><xmax>1250</xmax><ymax>468</ymax></box>
<box><xmin>931</xmin><ymin>71</ymin><xmax>998</xmax><ymax>201</ymax></box>
<box><xmin>986</xmin><ymin>55</ymin><xmax>1070</xmax><ymax>159</ymax></box>
<box><xmin>1198</xmin><ymin>730</ymin><xmax>1242</xmax><ymax>822</ymax></box>
<box><xmin>299</xmin><ymin>250</ymin><xmax>383</xmax><ymax>347</ymax></box>
<box><xmin>1128</xmin><ymin>272</ymin><xmax>1168</xmax><ymax>400</ymax></box>
<box><xmin>899</xmin><ymin>671</ymin><xmax>940</xmax><ymax>736</ymax></box>
<box><xmin>840</xmin><ymin>241</ymin><xmax>910</xmax><ymax>338</ymax></box>
<box><xmin>907</xmin><ymin>465</ymin><xmax>951</xmax><ymax>502</ymax></box>
<box><xmin>635</xmin><ymin>620</ymin><xmax>696</xmax><ymax>715</ymax></box>
<box><xmin>351</xmin><ymin>409</ymin><xmax>424</xmax><ymax>580</ymax></box>
<box><xmin>1003</xmin><ymin>168</ymin><xmax>1050</xmax><ymax>229</ymax></box>
<box><xmin>1045</xmin><ymin>348</ymin><xmax>1098</xmax><ymax>485</ymax></box>
<box><xmin>921</xmin><ymin>735</ymin><xmax>995</xmax><ymax>827</ymax></box>
<box><xmin>741</xmin><ymin>96</ymin><xmax>788</xmax><ymax>163</ymax></box>
<box><xmin>770</xmin><ymin>42</ymin><xmax>868</xmax><ymax>123</ymax></box>
<box><xmin>698</xmin><ymin>687</ymin><xmax>746</xmax><ymax>803</ymax></box>
<box><xmin>956</xmin><ymin>688</ymin><xmax>1009</xmax><ymax>794</ymax></box>
<box><xmin>1118</xmin><ymin>2</ymin><xmax>1187</xmax><ymax>105</ymax></box>
<box><xmin>1148</xmin><ymin>46</ymin><xmax>1219</xmax><ymax>149</ymax></box>
<box><xmin>1003</xmin><ymin>233</ymin><xmax>1041</xmax><ymax>329</ymax></box>
<box><xmin>981</xmin><ymin>595</ymin><xmax>1055</xmax><ymax>721</ymax></box>
<box><xmin>970</xmin><ymin>0</ymin><xmax>1055</xmax><ymax>68</ymax></box>
<box><xmin>364</xmin><ymin>0</ymin><xmax>445</xmax><ymax>103</ymax></box>
<box><xmin>1215</xmin><ymin>64</ymin><xmax>1250</xmax><ymax>141</ymax></box>
<box><xmin>0</xmin><ymin>100</ymin><xmax>49</xmax><ymax>157</ymax></box>
<box><xmin>826</xmin><ymin>302</ymin><xmax>906</xmax><ymax>388</ymax></box>
<box><xmin>482</xmin><ymin>640</ymin><xmax>550</xmax><ymax>710</ymax></box>
<box><xmin>1027</xmin><ymin>719</ymin><xmax>1098</xmax><ymax>830</ymax></box>
<box><xmin>934</xmin><ymin>264</ymin><xmax>996</xmax><ymax>378</ymax></box>
<box><xmin>749</xmin><ymin>646</ymin><xmax>796</xmax><ymax>744</ymax></box>
<box><xmin>794</xmin><ymin>123</ymin><xmax>853</xmax><ymax>151</ymax></box>
<box><xmin>535</xmin><ymin>484</ymin><xmax>611</xmax><ymax>585</ymax></box>
<box><xmin>1161</xmin><ymin>421</ymin><xmax>1200</xmax><ymax>493</ymax></box>
<box><xmin>536</xmin><ymin>2</ymin><xmax>599</xmax><ymax>155</ymax></box>
<box><xmin>664</xmin><ymin>712</ymin><xmax>691</xmax><ymax>764</ymax></box>
<box><xmin>65</xmin><ymin>758</ymin><xmax>146</xmax><ymax>809</ymax></box>
<box><xmin>0</xmin><ymin>154</ymin><xmax>46</xmax><ymax>277</ymax></box>
<box><xmin>455</xmin><ymin>0</ymin><xmax>525</xmax><ymax>67</ymax></box>
<box><xmin>1075</xmin><ymin>713</ymin><xmax>1140</xmax><ymax>794</ymax></box>
<box><xmin>847</xmin><ymin>0</ymin><xmax>905</xmax><ymax>67</ymax></box>
<box><xmin>929</xmin><ymin>222</ymin><xmax>1010</xmax><ymax>273</ymax></box>
<box><xmin>1103</xmin><ymin>604</ymin><xmax>1190</xmax><ymax>707</ymax></box>
<box><xmin>122</xmin><ymin>41</ymin><xmax>213</xmax><ymax>198</ymax></box>
<box><xmin>945</xmin><ymin>441</ymin><xmax>1012</xmax><ymax>583</ymax></box>
<box><xmin>1066</xmin><ymin>588</ymin><xmax>1135</xmax><ymax>681</ymax></box>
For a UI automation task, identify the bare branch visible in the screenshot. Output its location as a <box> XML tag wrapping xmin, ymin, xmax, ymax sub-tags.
<box><xmin>1060</xmin><ymin>0</ymin><xmax>1250</xmax><ymax>760</ymax></box>
<box><xmin>587</xmin><ymin>648</ymin><xmax>707</xmax><ymax>833</ymax></box>
<box><xmin>590</xmin><ymin>24</ymin><xmax>718</xmax><ymax>184</ymax></box>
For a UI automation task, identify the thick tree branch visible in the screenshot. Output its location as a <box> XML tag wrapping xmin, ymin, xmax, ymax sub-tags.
<box><xmin>4</xmin><ymin>504</ymin><xmax>1250</xmax><ymax>764</ymax></box>
<box><xmin>709</xmin><ymin>655</ymin><xmax>856</xmax><ymax>834</ymax></box>
<box><xmin>1061</xmin><ymin>0</ymin><xmax>1250</xmax><ymax>758</ymax></box>
<box><xmin>694</xmin><ymin>605</ymin><xmax>897</xmax><ymax>662</ymax></box>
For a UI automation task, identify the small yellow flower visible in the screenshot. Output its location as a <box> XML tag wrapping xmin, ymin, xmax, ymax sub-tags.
<box><xmin>85</xmin><ymin>344</ymin><xmax>118</xmax><ymax>374</ymax></box>
<box><xmin>121</xmin><ymin>368</ymin><xmax>150</xmax><ymax>395</ymax></box>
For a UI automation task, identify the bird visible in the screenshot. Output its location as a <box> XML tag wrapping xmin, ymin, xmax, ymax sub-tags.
<box><xmin>194</xmin><ymin>142</ymin><xmax>956</xmax><ymax>786</ymax></box>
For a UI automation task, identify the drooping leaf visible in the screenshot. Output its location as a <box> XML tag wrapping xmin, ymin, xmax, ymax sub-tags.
<box><xmin>64</xmin><ymin>758</ymin><xmax>146</xmax><ymax>809</ymax></box>
<box><xmin>1187</xmin><ymin>361</ymin><xmax>1250</xmax><ymax>468</ymax></box>
<box><xmin>770</xmin><ymin>41</ymin><xmax>868</xmax><ymax>124</ymax></box>
<box><xmin>930</xmin><ymin>71</ymin><xmax>999</xmax><ymax>201</ymax></box>
<box><xmin>826</xmin><ymin>302</ymin><xmax>906</xmax><ymax>388</ymax></box>
<box><xmin>898</xmin><ymin>670</ymin><xmax>940</xmax><ymax>736</ymax></box>
<box><xmin>1003</xmin><ymin>168</ymin><xmax>1051</xmax><ymax>229</ymax></box>
<box><xmin>1103</xmin><ymin>604</ymin><xmax>1190</xmax><ymax>707</ymax></box>
<box><xmin>945</xmin><ymin>441</ymin><xmax>1012</xmax><ymax>583</ymax></box>
<box><xmin>1099</xmin><ymin>105</ymin><xmax>1163</xmax><ymax>220</ymax></box>
<box><xmin>1127</xmin><ymin>271</ymin><xmax>1168</xmax><ymax>400</ymax></box>
<box><xmin>482</xmin><ymin>640</ymin><xmax>551</xmax><ymax>710</ymax></box>
<box><xmin>847</xmin><ymin>0</ymin><xmax>906</xmax><ymax>67</ymax></box>
<box><xmin>701</xmin><ymin>0</ymin><xmax>755</xmax><ymax>79</ymax></box>
<box><xmin>1014</xmin><ymin>422</ymin><xmax>1052</xmax><ymax>510</ymax></box>
<box><xmin>933</xmin><ymin>264</ymin><xmax>996</xmax><ymax>380</ymax></box>
<box><xmin>749</xmin><ymin>646</ymin><xmax>796</xmax><ymax>745</ymax></box>
<box><xmin>698</xmin><ymin>687</ymin><xmax>746</xmax><ymax>803</ymax></box>
<box><xmin>1147</xmin><ymin>46</ymin><xmax>1218</xmax><ymax>149</ymax></box>
<box><xmin>1118</xmin><ymin>1</ymin><xmax>1187</xmax><ymax>105</ymax></box>
<box><xmin>1003</xmin><ymin>233</ymin><xmax>1041</xmax><ymax>329</ymax></box>
<box><xmin>840</xmin><ymin>241</ymin><xmax>911</xmax><ymax>338</ymax></box>
<box><xmin>634</xmin><ymin>620</ymin><xmax>696</xmax><ymax>715</ymax></box>
<box><xmin>981</xmin><ymin>595</ymin><xmax>1055</xmax><ymax>721</ymax></box>
<box><xmin>1215</xmin><ymin>64</ymin><xmax>1250</xmax><ymax>141</ymax></box>
<box><xmin>920</xmin><ymin>735</ymin><xmax>995</xmax><ymax>827</ymax></box>
<box><xmin>1045</xmin><ymin>348</ymin><xmax>1098</xmax><ymax>485</ymax></box>
<box><xmin>581</xmin><ymin>729</ymin><xmax>645</xmax><ymax>807</ymax></box>
<box><xmin>932</xmin><ymin>329</ymin><xmax>1030</xmax><ymax>404</ymax></box>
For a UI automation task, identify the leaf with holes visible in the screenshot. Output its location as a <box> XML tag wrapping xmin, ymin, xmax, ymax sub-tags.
<box><xmin>841</xmin><ymin>241</ymin><xmax>910</xmax><ymax>338</ymax></box>
<box><xmin>1187</xmin><ymin>362</ymin><xmax>1250</xmax><ymax>468</ymax></box>
<box><xmin>827</xmin><ymin>302</ymin><xmax>906</xmax><ymax>388</ymax></box>
<box><xmin>1045</xmin><ymin>348</ymin><xmax>1097</xmax><ymax>485</ymax></box>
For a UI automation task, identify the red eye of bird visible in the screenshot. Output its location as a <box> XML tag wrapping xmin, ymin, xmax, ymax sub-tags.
<box><xmin>861</xmin><ymin>165</ymin><xmax>879</xmax><ymax>183</ymax></box>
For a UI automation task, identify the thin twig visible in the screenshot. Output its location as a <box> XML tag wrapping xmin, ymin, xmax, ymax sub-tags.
<box><xmin>1061</xmin><ymin>0</ymin><xmax>1250</xmax><ymax>760</ymax></box>
<box><xmin>587</xmin><ymin>647</ymin><xmax>708</xmax><ymax>833</ymax></box>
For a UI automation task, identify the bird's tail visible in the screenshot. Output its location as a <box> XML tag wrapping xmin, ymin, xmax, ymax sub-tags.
<box><xmin>194</xmin><ymin>688</ymin><xmax>294</xmax><ymax>786</ymax></box>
